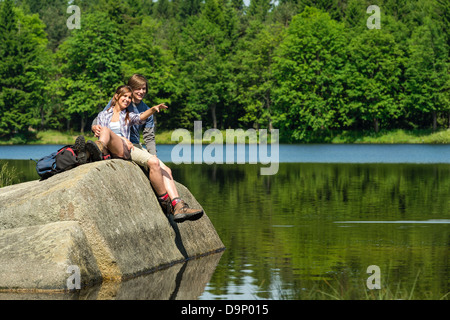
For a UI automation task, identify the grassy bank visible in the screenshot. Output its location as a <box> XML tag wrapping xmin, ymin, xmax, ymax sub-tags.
<box><xmin>330</xmin><ymin>129</ymin><xmax>450</xmax><ymax>144</ymax></box>
<box><xmin>0</xmin><ymin>128</ymin><xmax>449</xmax><ymax>145</ymax></box>
<box><xmin>0</xmin><ymin>130</ymin><xmax>97</xmax><ymax>146</ymax></box>
<box><xmin>160</xmin><ymin>128</ymin><xmax>450</xmax><ymax>144</ymax></box>
<box><xmin>0</xmin><ymin>162</ymin><xmax>18</xmax><ymax>188</ymax></box>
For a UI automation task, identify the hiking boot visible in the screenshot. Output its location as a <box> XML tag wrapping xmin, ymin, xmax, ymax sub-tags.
<box><xmin>74</xmin><ymin>136</ymin><xmax>87</xmax><ymax>165</ymax></box>
<box><xmin>86</xmin><ymin>140</ymin><xmax>104</xmax><ymax>162</ymax></box>
<box><xmin>172</xmin><ymin>199</ymin><xmax>203</xmax><ymax>222</ymax></box>
<box><xmin>159</xmin><ymin>197</ymin><xmax>172</xmax><ymax>217</ymax></box>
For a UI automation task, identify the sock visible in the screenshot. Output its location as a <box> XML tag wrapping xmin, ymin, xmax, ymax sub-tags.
<box><xmin>171</xmin><ymin>197</ymin><xmax>182</xmax><ymax>207</ymax></box>
<box><xmin>157</xmin><ymin>192</ymin><xmax>169</xmax><ymax>202</ymax></box>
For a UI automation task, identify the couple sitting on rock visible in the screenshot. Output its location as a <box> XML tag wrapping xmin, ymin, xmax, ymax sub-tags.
<box><xmin>74</xmin><ymin>74</ymin><xmax>203</xmax><ymax>223</ymax></box>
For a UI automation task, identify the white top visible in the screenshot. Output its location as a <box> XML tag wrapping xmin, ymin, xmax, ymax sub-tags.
<box><xmin>110</xmin><ymin>121</ymin><xmax>123</xmax><ymax>137</ymax></box>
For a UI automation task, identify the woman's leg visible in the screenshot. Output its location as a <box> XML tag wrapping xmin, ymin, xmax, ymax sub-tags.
<box><xmin>158</xmin><ymin>159</ymin><xmax>203</xmax><ymax>222</ymax></box>
<box><xmin>97</xmin><ymin>127</ymin><xmax>126</xmax><ymax>158</ymax></box>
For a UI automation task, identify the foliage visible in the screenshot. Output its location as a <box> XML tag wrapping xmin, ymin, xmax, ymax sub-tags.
<box><xmin>0</xmin><ymin>0</ymin><xmax>449</xmax><ymax>142</ymax></box>
<box><xmin>0</xmin><ymin>162</ymin><xmax>17</xmax><ymax>187</ymax></box>
<box><xmin>56</xmin><ymin>11</ymin><xmax>123</xmax><ymax>133</ymax></box>
<box><xmin>405</xmin><ymin>17</ymin><xmax>450</xmax><ymax>130</ymax></box>
<box><xmin>346</xmin><ymin>29</ymin><xmax>405</xmax><ymax>133</ymax></box>
<box><xmin>273</xmin><ymin>7</ymin><xmax>350</xmax><ymax>142</ymax></box>
<box><xmin>0</xmin><ymin>0</ymin><xmax>50</xmax><ymax>139</ymax></box>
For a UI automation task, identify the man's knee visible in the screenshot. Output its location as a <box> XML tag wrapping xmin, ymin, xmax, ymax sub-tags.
<box><xmin>147</xmin><ymin>156</ymin><xmax>160</xmax><ymax>170</ymax></box>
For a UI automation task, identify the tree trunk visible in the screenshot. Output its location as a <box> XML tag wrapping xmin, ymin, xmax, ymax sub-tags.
<box><xmin>432</xmin><ymin>111</ymin><xmax>437</xmax><ymax>132</ymax></box>
<box><xmin>40</xmin><ymin>107</ymin><xmax>45</xmax><ymax>131</ymax></box>
<box><xmin>80</xmin><ymin>115</ymin><xmax>85</xmax><ymax>134</ymax></box>
<box><xmin>266</xmin><ymin>91</ymin><xmax>273</xmax><ymax>131</ymax></box>
<box><xmin>211</xmin><ymin>104</ymin><xmax>217</xmax><ymax>129</ymax></box>
<box><xmin>373</xmin><ymin>118</ymin><xmax>379</xmax><ymax>133</ymax></box>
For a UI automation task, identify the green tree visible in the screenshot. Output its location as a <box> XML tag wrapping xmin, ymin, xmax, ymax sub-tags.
<box><xmin>343</xmin><ymin>0</ymin><xmax>367</xmax><ymax>29</ymax></box>
<box><xmin>0</xmin><ymin>0</ymin><xmax>50</xmax><ymax>140</ymax></box>
<box><xmin>248</xmin><ymin>0</ymin><xmax>273</xmax><ymax>22</ymax></box>
<box><xmin>234</xmin><ymin>20</ymin><xmax>284</xmax><ymax>130</ymax></box>
<box><xmin>18</xmin><ymin>0</ymin><xmax>69</xmax><ymax>51</ymax></box>
<box><xmin>405</xmin><ymin>18</ymin><xmax>449</xmax><ymax>130</ymax></box>
<box><xmin>175</xmin><ymin>0</ymin><xmax>236</xmax><ymax>129</ymax></box>
<box><xmin>346</xmin><ymin>29</ymin><xmax>405</xmax><ymax>132</ymax></box>
<box><xmin>435</xmin><ymin>0</ymin><xmax>449</xmax><ymax>48</ymax></box>
<box><xmin>297</xmin><ymin>0</ymin><xmax>344</xmax><ymax>21</ymax></box>
<box><xmin>154</xmin><ymin>0</ymin><xmax>170</xmax><ymax>19</ymax></box>
<box><xmin>121</xmin><ymin>16</ymin><xmax>178</xmax><ymax>118</ymax></box>
<box><xmin>271</xmin><ymin>1</ymin><xmax>299</xmax><ymax>27</ymax></box>
<box><xmin>178</xmin><ymin>0</ymin><xmax>202</xmax><ymax>19</ymax></box>
<box><xmin>57</xmin><ymin>12</ymin><xmax>123</xmax><ymax>133</ymax></box>
<box><xmin>272</xmin><ymin>7</ymin><xmax>349</xmax><ymax>142</ymax></box>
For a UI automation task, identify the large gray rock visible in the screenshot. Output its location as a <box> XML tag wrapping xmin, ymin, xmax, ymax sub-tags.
<box><xmin>0</xmin><ymin>221</ymin><xmax>102</xmax><ymax>291</ymax></box>
<box><xmin>0</xmin><ymin>160</ymin><xmax>224</xmax><ymax>291</ymax></box>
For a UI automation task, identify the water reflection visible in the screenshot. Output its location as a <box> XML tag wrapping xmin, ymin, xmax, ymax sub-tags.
<box><xmin>1</xmin><ymin>159</ymin><xmax>449</xmax><ymax>300</ymax></box>
<box><xmin>0</xmin><ymin>251</ymin><xmax>224</xmax><ymax>300</ymax></box>
<box><xmin>182</xmin><ymin>163</ymin><xmax>450</xmax><ymax>300</ymax></box>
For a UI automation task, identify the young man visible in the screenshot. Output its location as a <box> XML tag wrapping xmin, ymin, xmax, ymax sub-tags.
<box><xmin>91</xmin><ymin>74</ymin><xmax>203</xmax><ymax>222</ymax></box>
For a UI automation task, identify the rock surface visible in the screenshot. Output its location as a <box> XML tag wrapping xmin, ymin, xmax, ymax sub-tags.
<box><xmin>0</xmin><ymin>160</ymin><xmax>224</xmax><ymax>291</ymax></box>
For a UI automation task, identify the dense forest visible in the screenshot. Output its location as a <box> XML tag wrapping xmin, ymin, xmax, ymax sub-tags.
<box><xmin>0</xmin><ymin>0</ymin><xmax>449</xmax><ymax>143</ymax></box>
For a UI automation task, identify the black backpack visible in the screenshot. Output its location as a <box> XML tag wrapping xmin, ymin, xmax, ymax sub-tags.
<box><xmin>35</xmin><ymin>145</ymin><xmax>80</xmax><ymax>181</ymax></box>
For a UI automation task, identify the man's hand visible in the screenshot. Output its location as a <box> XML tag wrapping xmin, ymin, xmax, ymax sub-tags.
<box><xmin>151</xmin><ymin>103</ymin><xmax>168</xmax><ymax>113</ymax></box>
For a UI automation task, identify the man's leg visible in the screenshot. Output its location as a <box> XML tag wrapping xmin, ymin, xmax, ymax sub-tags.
<box><xmin>130</xmin><ymin>146</ymin><xmax>203</xmax><ymax>222</ymax></box>
<box><xmin>128</xmin><ymin>144</ymin><xmax>175</xmax><ymax>198</ymax></box>
<box><xmin>160</xmin><ymin>160</ymin><xmax>179</xmax><ymax>201</ymax></box>
<box><xmin>158</xmin><ymin>160</ymin><xmax>203</xmax><ymax>222</ymax></box>
<box><xmin>146</xmin><ymin>155</ymin><xmax>166</xmax><ymax>196</ymax></box>
<box><xmin>129</xmin><ymin>146</ymin><xmax>170</xmax><ymax>213</ymax></box>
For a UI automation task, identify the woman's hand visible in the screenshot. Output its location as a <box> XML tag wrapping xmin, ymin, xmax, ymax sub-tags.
<box><xmin>121</xmin><ymin>138</ymin><xmax>134</xmax><ymax>151</ymax></box>
<box><xmin>92</xmin><ymin>124</ymin><xmax>102</xmax><ymax>137</ymax></box>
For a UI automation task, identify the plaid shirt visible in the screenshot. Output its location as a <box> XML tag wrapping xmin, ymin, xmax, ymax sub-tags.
<box><xmin>103</xmin><ymin>99</ymin><xmax>154</xmax><ymax>144</ymax></box>
<box><xmin>97</xmin><ymin>108</ymin><xmax>146</xmax><ymax>140</ymax></box>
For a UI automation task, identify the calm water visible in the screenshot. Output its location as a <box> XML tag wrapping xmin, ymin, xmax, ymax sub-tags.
<box><xmin>1</xmin><ymin>143</ymin><xmax>450</xmax><ymax>164</ymax></box>
<box><xmin>0</xmin><ymin>144</ymin><xmax>449</xmax><ymax>300</ymax></box>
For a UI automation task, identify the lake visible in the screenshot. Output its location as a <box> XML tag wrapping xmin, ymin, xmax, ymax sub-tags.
<box><xmin>1</xmin><ymin>143</ymin><xmax>450</xmax><ymax>164</ymax></box>
<box><xmin>0</xmin><ymin>144</ymin><xmax>449</xmax><ymax>300</ymax></box>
